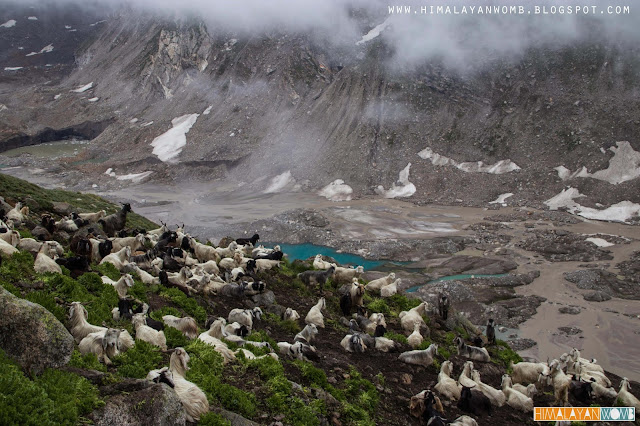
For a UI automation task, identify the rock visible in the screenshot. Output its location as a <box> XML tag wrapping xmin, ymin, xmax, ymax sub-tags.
<box><xmin>218</xmin><ymin>236</ymin><xmax>235</xmax><ymax>248</ymax></box>
<box><xmin>250</xmin><ymin>290</ymin><xmax>276</xmax><ymax>306</ymax></box>
<box><xmin>401</xmin><ymin>373</ymin><xmax>412</xmax><ymax>385</ymax></box>
<box><xmin>507</xmin><ymin>338</ymin><xmax>537</xmax><ymax>351</ymax></box>
<box><xmin>558</xmin><ymin>326</ymin><xmax>582</xmax><ymax>335</ymax></box>
<box><xmin>219</xmin><ymin>408</ymin><xmax>262</xmax><ymax>426</ymax></box>
<box><xmin>94</xmin><ymin>381</ymin><xmax>186</xmax><ymax>426</ymax></box>
<box><xmin>0</xmin><ymin>287</ymin><xmax>74</xmax><ymax>374</ymax></box>
<box><xmin>565</xmin><ymin>269</ymin><xmax>639</xmax><ymax>299</ymax></box>
<box><xmin>583</xmin><ymin>291</ymin><xmax>612</xmax><ymax>302</ymax></box>
<box><xmin>558</xmin><ymin>306</ymin><xmax>581</xmax><ymax>315</ymax></box>
<box><xmin>52</xmin><ymin>201</ymin><xmax>73</xmax><ymax>215</ymax></box>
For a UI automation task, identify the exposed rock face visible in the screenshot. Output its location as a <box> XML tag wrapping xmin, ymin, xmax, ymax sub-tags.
<box><xmin>0</xmin><ymin>287</ymin><xmax>74</xmax><ymax>374</ymax></box>
<box><xmin>564</xmin><ymin>269</ymin><xmax>640</xmax><ymax>299</ymax></box>
<box><xmin>94</xmin><ymin>379</ymin><xmax>186</xmax><ymax>426</ymax></box>
<box><xmin>518</xmin><ymin>230</ymin><xmax>614</xmax><ymax>262</ymax></box>
<box><xmin>583</xmin><ymin>290</ymin><xmax>612</xmax><ymax>302</ymax></box>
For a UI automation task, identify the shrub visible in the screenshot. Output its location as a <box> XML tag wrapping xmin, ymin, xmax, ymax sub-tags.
<box><xmin>94</xmin><ymin>262</ymin><xmax>121</xmax><ymax>281</ymax></box>
<box><xmin>163</xmin><ymin>325</ymin><xmax>190</xmax><ymax>348</ymax></box>
<box><xmin>198</xmin><ymin>412</ymin><xmax>231</xmax><ymax>426</ymax></box>
<box><xmin>384</xmin><ymin>331</ymin><xmax>408</xmax><ymax>344</ymax></box>
<box><xmin>113</xmin><ymin>340</ymin><xmax>164</xmax><ymax>379</ymax></box>
<box><xmin>24</xmin><ymin>291</ymin><xmax>66</xmax><ymax>322</ymax></box>
<box><xmin>367</xmin><ymin>298</ymin><xmax>390</xmax><ymax>315</ymax></box>
<box><xmin>159</xmin><ymin>286</ymin><xmax>206</xmax><ymax>323</ymax></box>
<box><xmin>68</xmin><ymin>350</ymin><xmax>107</xmax><ymax>372</ymax></box>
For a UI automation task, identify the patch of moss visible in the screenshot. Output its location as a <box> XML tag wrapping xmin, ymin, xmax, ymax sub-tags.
<box><xmin>490</xmin><ymin>340</ymin><xmax>523</xmax><ymax>368</ymax></box>
<box><xmin>384</xmin><ymin>331</ymin><xmax>408</xmax><ymax>344</ymax></box>
<box><xmin>199</xmin><ymin>412</ymin><xmax>232</xmax><ymax>426</ymax></box>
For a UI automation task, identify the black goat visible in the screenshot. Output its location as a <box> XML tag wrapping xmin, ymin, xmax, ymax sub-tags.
<box><xmin>373</xmin><ymin>324</ymin><xmax>387</xmax><ymax>338</ymax></box>
<box><xmin>98</xmin><ymin>240</ymin><xmax>113</xmax><ymax>260</ymax></box>
<box><xmin>458</xmin><ymin>386</ymin><xmax>492</xmax><ymax>417</ymax></box>
<box><xmin>570</xmin><ymin>380</ymin><xmax>593</xmax><ymax>403</ymax></box>
<box><xmin>55</xmin><ymin>256</ymin><xmax>90</xmax><ymax>278</ymax></box>
<box><xmin>236</xmin><ymin>233</ymin><xmax>259</xmax><ymax>246</ymax></box>
<box><xmin>158</xmin><ymin>270</ymin><xmax>190</xmax><ymax>296</ymax></box>
<box><xmin>161</xmin><ymin>248</ymin><xmax>182</xmax><ymax>272</ymax></box>
<box><xmin>145</xmin><ymin>315</ymin><xmax>165</xmax><ymax>332</ymax></box>
<box><xmin>70</xmin><ymin>236</ymin><xmax>92</xmax><ymax>258</ymax></box>
<box><xmin>438</xmin><ymin>294</ymin><xmax>450</xmax><ymax>320</ymax></box>
<box><xmin>486</xmin><ymin>318</ymin><xmax>496</xmax><ymax>345</ymax></box>
<box><xmin>116</xmin><ymin>298</ymin><xmax>146</xmax><ymax>320</ymax></box>
<box><xmin>339</xmin><ymin>292</ymin><xmax>352</xmax><ymax>316</ymax></box>
<box><xmin>254</xmin><ymin>250</ymin><xmax>284</xmax><ymax>261</ymax></box>
<box><xmin>99</xmin><ymin>203</ymin><xmax>132</xmax><ymax>237</ymax></box>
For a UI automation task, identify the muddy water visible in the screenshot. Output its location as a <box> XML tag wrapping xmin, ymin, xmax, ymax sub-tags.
<box><xmin>0</xmin><ymin>138</ymin><xmax>93</xmax><ymax>159</ymax></box>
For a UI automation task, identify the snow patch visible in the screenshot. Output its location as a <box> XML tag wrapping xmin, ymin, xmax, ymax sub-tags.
<box><xmin>585</xmin><ymin>237</ymin><xmax>614</xmax><ymax>248</ymax></box>
<box><xmin>356</xmin><ymin>18</ymin><xmax>390</xmax><ymax>46</ymax></box>
<box><xmin>4</xmin><ymin>67</ymin><xmax>23</xmax><ymax>71</ymax></box>
<box><xmin>418</xmin><ymin>147</ymin><xmax>520</xmax><ymax>174</ymax></box>
<box><xmin>72</xmin><ymin>82</ymin><xmax>93</xmax><ymax>93</ymax></box>
<box><xmin>88</xmin><ymin>97</ymin><xmax>99</xmax><ymax>102</ymax></box>
<box><xmin>116</xmin><ymin>171</ymin><xmax>153</xmax><ymax>182</ymax></box>
<box><xmin>142</xmin><ymin>121</ymin><xmax>154</xmax><ymax>127</ymax></box>
<box><xmin>577</xmin><ymin>141</ymin><xmax>640</xmax><ymax>185</ymax></box>
<box><xmin>150</xmin><ymin>113</ymin><xmax>199</xmax><ymax>163</ymax></box>
<box><xmin>53</xmin><ymin>94</ymin><xmax>61</xmax><ymax>100</ymax></box>
<box><xmin>27</xmin><ymin>16</ymin><xmax>38</xmax><ymax>20</ymax></box>
<box><xmin>375</xmin><ymin>163</ymin><xmax>416</xmax><ymax>199</ymax></box>
<box><xmin>1</xmin><ymin>20</ymin><xmax>17</xmax><ymax>28</ymax></box>
<box><xmin>40</xmin><ymin>44</ymin><xmax>53</xmax><ymax>53</ymax></box>
<box><xmin>264</xmin><ymin>171</ymin><xmax>295</xmax><ymax>193</ymax></box>
<box><xmin>104</xmin><ymin>168</ymin><xmax>116</xmax><ymax>177</ymax></box>
<box><xmin>64</xmin><ymin>25</ymin><xmax>71</xmax><ymax>29</ymax></box>
<box><xmin>489</xmin><ymin>193</ymin><xmax>513</xmax><ymax>206</ymax></box>
<box><xmin>129</xmin><ymin>118</ymin><xmax>139</xmax><ymax>124</ymax></box>
<box><xmin>318</xmin><ymin>179</ymin><xmax>353</xmax><ymax>201</ymax></box>
<box><xmin>89</xmin><ymin>20</ymin><xmax>106</xmax><ymax>26</ymax></box>
<box><xmin>545</xmin><ymin>187</ymin><xmax>640</xmax><ymax>223</ymax></box>
<box><xmin>203</xmin><ymin>105</ymin><xmax>213</xmax><ymax>115</ymax></box>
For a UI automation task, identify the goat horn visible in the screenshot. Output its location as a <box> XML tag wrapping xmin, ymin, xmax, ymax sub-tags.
<box><xmin>161</xmin><ymin>349</ymin><xmax>177</xmax><ymax>354</ymax></box>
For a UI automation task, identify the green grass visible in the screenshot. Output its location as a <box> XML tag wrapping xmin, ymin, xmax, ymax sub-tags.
<box><xmin>68</xmin><ymin>350</ymin><xmax>107</xmax><ymax>373</ymax></box>
<box><xmin>199</xmin><ymin>412</ymin><xmax>232</xmax><ymax>426</ymax></box>
<box><xmin>490</xmin><ymin>340</ymin><xmax>523</xmax><ymax>369</ymax></box>
<box><xmin>265</xmin><ymin>312</ymin><xmax>301</xmax><ymax>334</ymax></box>
<box><xmin>158</xmin><ymin>286</ymin><xmax>207</xmax><ymax>323</ymax></box>
<box><xmin>384</xmin><ymin>331</ymin><xmax>408</xmax><ymax>344</ymax></box>
<box><xmin>112</xmin><ymin>340</ymin><xmax>164</xmax><ymax>379</ymax></box>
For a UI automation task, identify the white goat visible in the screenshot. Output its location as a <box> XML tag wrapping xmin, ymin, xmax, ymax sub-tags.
<box><xmin>435</xmin><ymin>360</ymin><xmax>461</xmax><ymax>401</ymax></box>
<box><xmin>218</xmin><ymin>252</ymin><xmax>243</xmax><ymax>271</ymax></box>
<box><xmin>18</xmin><ymin>238</ymin><xmax>63</xmax><ymax>257</ymax></box>
<box><xmin>365</xmin><ymin>313</ymin><xmax>386</xmax><ymax>334</ymax></box>
<box><xmin>471</xmin><ymin>369</ymin><xmax>506</xmax><ymax>407</ymax></box>
<box><xmin>214</xmin><ymin>241</ymin><xmax>238</xmax><ymax>259</ymax></box>
<box><xmin>132</xmin><ymin>313</ymin><xmax>167</xmax><ymax>350</ymax></box>
<box><xmin>305</xmin><ymin>297</ymin><xmax>326</xmax><ymax>328</ymax></box>
<box><xmin>333</xmin><ymin>265</ymin><xmax>364</xmax><ymax>284</ymax></box>
<box><xmin>34</xmin><ymin>242</ymin><xmax>62</xmax><ymax>274</ymax></box>
<box><xmin>0</xmin><ymin>238</ymin><xmax>18</xmax><ymax>256</ymax></box>
<box><xmin>569</xmin><ymin>348</ymin><xmax>604</xmax><ymax>374</ymax></box>
<box><xmin>102</xmin><ymin>274</ymin><xmax>135</xmax><ymax>298</ymax></box>
<box><xmin>283</xmin><ymin>307</ymin><xmax>300</xmax><ymax>321</ymax></box>
<box><xmin>67</xmin><ymin>302</ymin><xmax>135</xmax><ymax>349</ymax></box>
<box><xmin>123</xmin><ymin>263</ymin><xmax>160</xmax><ymax>285</ymax></box>
<box><xmin>545</xmin><ymin>364</ymin><xmax>571</xmax><ymax>406</ymax></box>
<box><xmin>589</xmin><ymin>381</ymin><xmax>617</xmax><ymax>399</ymax></box>
<box><xmin>228</xmin><ymin>307</ymin><xmax>262</xmax><ymax>330</ymax></box>
<box><xmin>365</xmin><ymin>272</ymin><xmax>396</xmax><ymax>294</ymax></box>
<box><xmin>574</xmin><ymin>361</ymin><xmax>611</xmax><ymax>387</ymax></box>
<box><xmin>6</xmin><ymin>203</ymin><xmax>28</xmax><ymax>224</ymax></box>
<box><xmin>512</xmin><ymin>383</ymin><xmax>538</xmax><ymax>399</ymax></box>
<box><xmin>78</xmin><ymin>328</ymin><xmax>123</xmax><ymax>365</ymax></box>
<box><xmin>380</xmin><ymin>278</ymin><xmax>400</xmax><ymax>297</ymax></box>
<box><xmin>510</xmin><ymin>360</ymin><xmax>550</xmax><ymax>384</ymax></box>
<box><xmin>501</xmin><ymin>374</ymin><xmax>534</xmax><ymax>412</ymax></box>
<box><xmin>399</xmin><ymin>302</ymin><xmax>429</xmax><ymax>334</ymax></box>
<box><xmin>55</xmin><ymin>217</ymin><xmax>79</xmax><ymax>233</ymax></box>
<box><xmin>111</xmin><ymin>234</ymin><xmax>146</xmax><ymax>253</ymax></box>
<box><xmin>398</xmin><ymin>343</ymin><xmax>438</xmax><ymax>367</ymax></box>
<box><xmin>78</xmin><ymin>210</ymin><xmax>106</xmax><ymax>223</ymax></box>
<box><xmin>458</xmin><ymin>361</ymin><xmax>477</xmax><ymax>388</ymax></box>
<box><xmin>99</xmin><ymin>246</ymin><xmax>131</xmax><ymax>271</ymax></box>
<box><xmin>407</xmin><ymin>323</ymin><xmax>423</xmax><ymax>349</ymax></box>
<box><xmin>198</xmin><ymin>323</ymin><xmax>237</xmax><ymax>364</ymax></box>
<box><xmin>295</xmin><ymin>323</ymin><xmax>319</xmax><ymax>345</ymax></box>
<box><xmin>0</xmin><ymin>229</ymin><xmax>19</xmax><ymax>247</ymax></box>
<box><xmin>450</xmin><ymin>415</ymin><xmax>478</xmax><ymax>426</ymax></box>
<box><xmin>313</xmin><ymin>254</ymin><xmax>336</xmax><ymax>270</ymax></box>
<box><xmin>198</xmin><ymin>260</ymin><xmax>220</xmax><ymax>275</ymax></box>
<box><xmin>617</xmin><ymin>378</ymin><xmax>640</xmax><ymax>411</ymax></box>
<box><xmin>163</xmin><ymin>315</ymin><xmax>199</xmax><ymax>339</ymax></box>
<box><xmin>254</xmin><ymin>259</ymin><xmax>281</xmax><ymax>272</ymax></box>
<box><xmin>169</xmin><ymin>348</ymin><xmax>210</xmax><ymax>422</ymax></box>
<box><xmin>454</xmin><ymin>337</ymin><xmax>490</xmax><ymax>362</ymax></box>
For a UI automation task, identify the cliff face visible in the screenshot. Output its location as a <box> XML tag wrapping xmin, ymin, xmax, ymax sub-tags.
<box><xmin>1</xmin><ymin>3</ymin><xmax>639</xmax><ymax>211</ymax></box>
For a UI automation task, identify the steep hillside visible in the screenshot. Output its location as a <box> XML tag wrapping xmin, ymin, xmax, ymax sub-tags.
<box><xmin>1</xmin><ymin>3</ymin><xmax>639</xmax><ymax>211</ymax></box>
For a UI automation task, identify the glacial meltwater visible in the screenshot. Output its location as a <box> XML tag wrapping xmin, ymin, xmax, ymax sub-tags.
<box><xmin>0</xmin><ymin>138</ymin><xmax>93</xmax><ymax>159</ymax></box>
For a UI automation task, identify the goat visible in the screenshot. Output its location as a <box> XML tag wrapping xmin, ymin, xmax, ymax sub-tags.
<box><xmin>457</xmin><ymin>385</ymin><xmax>492</xmax><ymax>417</ymax></box>
<box><xmin>569</xmin><ymin>379</ymin><xmax>593</xmax><ymax>403</ymax></box>
<box><xmin>99</xmin><ymin>203</ymin><xmax>132</xmax><ymax>237</ymax></box>
<box><xmin>112</xmin><ymin>298</ymin><xmax>147</xmax><ymax>321</ymax></box>
<box><xmin>169</xmin><ymin>348</ymin><xmax>210</xmax><ymax>422</ymax></box>
<box><xmin>254</xmin><ymin>250</ymin><xmax>283</xmax><ymax>261</ymax></box>
<box><xmin>295</xmin><ymin>323</ymin><xmax>319</xmax><ymax>345</ymax></box>
<box><xmin>486</xmin><ymin>318</ymin><xmax>496</xmax><ymax>345</ymax></box>
<box><xmin>297</xmin><ymin>266</ymin><xmax>334</xmax><ymax>287</ymax></box>
<box><xmin>0</xmin><ymin>228</ymin><xmax>19</xmax><ymax>247</ymax></box>
<box><xmin>78</xmin><ymin>328</ymin><xmax>123</xmax><ymax>365</ymax></box>
<box><xmin>111</xmin><ymin>233</ymin><xmax>146</xmax><ymax>253</ymax></box>
<box><xmin>589</xmin><ymin>379</ymin><xmax>617</xmax><ymax>399</ymax></box>
<box><xmin>449</xmin><ymin>416</ymin><xmax>478</xmax><ymax>426</ymax></box>
<box><xmin>435</xmin><ymin>360</ymin><xmax>461</xmax><ymax>400</ymax></box>
<box><xmin>398</xmin><ymin>343</ymin><xmax>438</xmax><ymax>367</ymax></box>
<box><xmin>569</xmin><ymin>348</ymin><xmax>604</xmax><ymax>374</ymax></box>
<box><xmin>458</xmin><ymin>361</ymin><xmax>477</xmax><ymax>388</ymax></box>
<box><xmin>454</xmin><ymin>337</ymin><xmax>490</xmax><ymax>362</ymax></box>
<box><xmin>102</xmin><ymin>274</ymin><xmax>135</xmax><ymax>299</ymax></box>
<box><xmin>132</xmin><ymin>313</ymin><xmax>167</xmax><ymax>350</ymax></box>
<box><xmin>305</xmin><ymin>297</ymin><xmax>326</xmax><ymax>328</ymax></box>
<box><xmin>471</xmin><ymin>369</ymin><xmax>506</xmax><ymax>407</ymax></box>
<box><xmin>510</xmin><ymin>360</ymin><xmax>550</xmax><ymax>384</ymax></box>
<box><xmin>373</xmin><ymin>336</ymin><xmax>400</xmax><ymax>353</ymax></box>
<box><xmin>365</xmin><ymin>272</ymin><xmax>396</xmax><ymax>294</ymax></box>
<box><xmin>339</xmin><ymin>292</ymin><xmax>352</xmax><ymax>316</ymax></box>
<box><xmin>333</xmin><ymin>265</ymin><xmax>364</xmax><ymax>284</ymax></box>
<box><xmin>56</xmin><ymin>256</ymin><xmax>90</xmax><ymax>277</ymax></box>
<box><xmin>205</xmin><ymin>318</ymin><xmax>246</xmax><ymax>345</ymax></box>
<box><xmin>349</xmin><ymin>279</ymin><xmax>366</xmax><ymax>308</ymax></box>
<box><xmin>0</xmin><ymin>238</ymin><xmax>18</xmax><ymax>256</ymax></box>
<box><xmin>617</xmin><ymin>378</ymin><xmax>640</xmax><ymax>411</ymax></box>
<box><xmin>19</xmin><ymin>238</ymin><xmax>64</xmax><ymax>257</ymax></box>
<box><xmin>367</xmin><ymin>313</ymin><xmax>386</xmax><ymax>335</ymax></box>
<box><xmin>380</xmin><ymin>278</ymin><xmax>400</xmax><ymax>297</ymax></box>
<box><xmin>574</xmin><ymin>361</ymin><xmax>611</xmax><ymax>387</ymax></box>
<box><xmin>6</xmin><ymin>202</ymin><xmax>28</xmax><ymax>225</ymax></box>
<box><xmin>501</xmin><ymin>374</ymin><xmax>534</xmax><ymax>412</ymax></box>
<box><xmin>89</xmin><ymin>238</ymin><xmax>113</xmax><ymax>263</ymax></box>
<box><xmin>512</xmin><ymin>382</ymin><xmax>538</xmax><ymax>399</ymax></box>
<box><xmin>235</xmin><ymin>233</ymin><xmax>259</xmax><ymax>246</ymax></box>
<box><xmin>217</xmin><ymin>281</ymin><xmax>246</xmax><ymax>298</ymax></box>
<box><xmin>253</xmin><ymin>258</ymin><xmax>281</xmax><ymax>272</ymax></box>
<box><xmin>55</xmin><ymin>217</ymin><xmax>79</xmax><ymax>233</ymax></box>
<box><xmin>198</xmin><ymin>259</ymin><xmax>220</xmax><ymax>275</ymax></box>
<box><xmin>99</xmin><ymin>246</ymin><xmax>131</xmax><ymax>271</ymax></box>
<box><xmin>163</xmin><ymin>315</ymin><xmax>199</xmax><ymax>339</ymax></box>
<box><xmin>225</xmin><ymin>322</ymin><xmax>249</xmax><ymax>338</ymax></box>
<box><xmin>438</xmin><ymin>294</ymin><xmax>450</xmax><ymax>320</ymax></box>
<box><xmin>219</xmin><ymin>252</ymin><xmax>244</xmax><ymax>271</ymax></box>
<box><xmin>77</xmin><ymin>209</ymin><xmax>106</xmax><ymax>223</ymax></box>
<box><xmin>277</xmin><ymin>341</ymin><xmax>318</xmax><ymax>361</ymax></box>
<box><xmin>34</xmin><ymin>242</ymin><xmax>62</xmax><ymax>274</ymax></box>
<box><xmin>146</xmin><ymin>366</ymin><xmax>175</xmax><ymax>388</ymax></box>
<box><xmin>407</xmin><ymin>323</ymin><xmax>423</xmax><ymax>349</ymax></box>
<box><xmin>198</xmin><ymin>323</ymin><xmax>237</xmax><ymax>364</ymax></box>
<box><xmin>312</xmin><ymin>254</ymin><xmax>336</xmax><ymax>270</ymax></box>
<box><xmin>282</xmin><ymin>307</ymin><xmax>300</xmax><ymax>321</ymax></box>
<box><xmin>187</xmin><ymin>238</ymin><xmax>219</xmax><ymax>263</ymax></box>
<box><xmin>122</xmin><ymin>263</ymin><xmax>160</xmax><ymax>285</ymax></box>
<box><xmin>228</xmin><ymin>307</ymin><xmax>262</xmax><ymax>330</ymax></box>
<box><xmin>341</xmin><ymin>332</ymin><xmax>367</xmax><ymax>353</ymax></box>
<box><xmin>410</xmin><ymin>390</ymin><xmax>446</xmax><ymax>425</ymax></box>
<box><xmin>543</xmin><ymin>363</ymin><xmax>571</xmax><ymax>406</ymax></box>
<box><xmin>399</xmin><ymin>302</ymin><xmax>429</xmax><ymax>334</ymax></box>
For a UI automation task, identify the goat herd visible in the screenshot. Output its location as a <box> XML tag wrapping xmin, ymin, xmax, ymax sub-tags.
<box><xmin>0</xmin><ymin>199</ymin><xmax>638</xmax><ymax>425</ymax></box>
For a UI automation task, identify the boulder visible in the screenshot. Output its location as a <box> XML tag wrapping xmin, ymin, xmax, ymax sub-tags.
<box><xmin>52</xmin><ymin>201</ymin><xmax>73</xmax><ymax>215</ymax></box>
<box><xmin>219</xmin><ymin>408</ymin><xmax>261</xmax><ymax>426</ymax></box>
<box><xmin>94</xmin><ymin>380</ymin><xmax>186</xmax><ymax>426</ymax></box>
<box><xmin>583</xmin><ymin>291</ymin><xmax>612</xmax><ymax>302</ymax></box>
<box><xmin>0</xmin><ymin>287</ymin><xmax>74</xmax><ymax>374</ymax></box>
<box><xmin>250</xmin><ymin>290</ymin><xmax>276</xmax><ymax>306</ymax></box>
<box><xmin>218</xmin><ymin>236</ymin><xmax>235</xmax><ymax>248</ymax></box>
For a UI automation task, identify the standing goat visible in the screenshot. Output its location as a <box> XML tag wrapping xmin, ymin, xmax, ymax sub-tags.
<box><xmin>454</xmin><ymin>337</ymin><xmax>490</xmax><ymax>362</ymax></box>
<box><xmin>305</xmin><ymin>297</ymin><xmax>326</xmax><ymax>328</ymax></box>
<box><xmin>99</xmin><ymin>203</ymin><xmax>132</xmax><ymax>237</ymax></box>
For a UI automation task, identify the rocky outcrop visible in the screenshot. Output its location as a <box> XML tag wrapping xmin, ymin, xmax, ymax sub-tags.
<box><xmin>94</xmin><ymin>379</ymin><xmax>186</xmax><ymax>426</ymax></box>
<box><xmin>564</xmin><ymin>269</ymin><xmax>640</xmax><ymax>299</ymax></box>
<box><xmin>519</xmin><ymin>230</ymin><xmax>614</xmax><ymax>262</ymax></box>
<box><xmin>0</xmin><ymin>287</ymin><xmax>74</xmax><ymax>374</ymax></box>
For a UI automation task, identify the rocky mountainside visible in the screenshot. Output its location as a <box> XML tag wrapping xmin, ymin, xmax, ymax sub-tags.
<box><xmin>1</xmin><ymin>3</ymin><xmax>640</xmax><ymax>212</ymax></box>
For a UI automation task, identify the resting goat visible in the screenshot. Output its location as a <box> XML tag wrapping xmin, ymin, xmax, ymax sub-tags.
<box><xmin>99</xmin><ymin>246</ymin><xmax>131</xmax><ymax>271</ymax></box>
<box><xmin>236</xmin><ymin>233</ymin><xmax>259</xmax><ymax>246</ymax></box>
<box><xmin>398</xmin><ymin>343</ymin><xmax>438</xmax><ymax>367</ymax></box>
<box><xmin>333</xmin><ymin>265</ymin><xmax>364</xmax><ymax>284</ymax></box>
<box><xmin>34</xmin><ymin>242</ymin><xmax>62</xmax><ymax>274</ymax></box>
<box><xmin>435</xmin><ymin>360</ymin><xmax>461</xmax><ymax>401</ymax></box>
<box><xmin>457</xmin><ymin>385</ymin><xmax>492</xmax><ymax>417</ymax></box>
<box><xmin>163</xmin><ymin>315</ymin><xmax>199</xmax><ymax>339</ymax></box>
<box><xmin>399</xmin><ymin>302</ymin><xmax>429</xmax><ymax>334</ymax></box>
<box><xmin>67</xmin><ymin>302</ymin><xmax>135</xmax><ymax>349</ymax></box>
<box><xmin>169</xmin><ymin>348</ymin><xmax>210</xmax><ymax>422</ymax></box>
<box><xmin>501</xmin><ymin>374</ymin><xmax>534</xmax><ymax>412</ymax></box>
<box><xmin>132</xmin><ymin>313</ymin><xmax>167</xmax><ymax>350</ymax></box>
<box><xmin>365</xmin><ymin>272</ymin><xmax>395</xmax><ymax>294</ymax></box>
<box><xmin>380</xmin><ymin>278</ymin><xmax>401</xmax><ymax>298</ymax></box>
<box><xmin>228</xmin><ymin>307</ymin><xmax>263</xmax><ymax>331</ymax></box>
<box><xmin>78</xmin><ymin>328</ymin><xmax>123</xmax><ymax>365</ymax></box>
<box><xmin>102</xmin><ymin>274</ymin><xmax>135</xmax><ymax>299</ymax></box>
<box><xmin>471</xmin><ymin>369</ymin><xmax>506</xmax><ymax>407</ymax></box>
<box><xmin>297</xmin><ymin>266</ymin><xmax>334</xmax><ymax>287</ymax></box>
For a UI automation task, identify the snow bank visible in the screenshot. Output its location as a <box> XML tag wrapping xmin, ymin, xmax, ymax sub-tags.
<box><xmin>53</xmin><ymin>94</ymin><xmax>61</xmax><ymax>100</ymax></box>
<box><xmin>27</xmin><ymin>16</ymin><xmax>38</xmax><ymax>20</ymax></box>
<box><xmin>264</xmin><ymin>171</ymin><xmax>295</xmax><ymax>193</ymax></box>
<box><xmin>489</xmin><ymin>193</ymin><xmax>513</xmax><ymax>206</ymax></box>
<box><xmin>418</xmin><ymin>147</ymin><xmax>520</xmax><ymax>174</ymax></box>
<box><xmin>88</xmin><ymin>97</ymin><xmax>99</xmax><ymax>102</ymax></box>
<box><xmin>585</xmin><ymin>237</ymin><xmax>614</xmax><ymax>248</ymax></box>
<box><xmin>356</xmin><ymin>18</ymin><xmax>390</xmax><ymax>45</ymax></box>
<box><xmin>4</xmin><ymin>67</ymin><xmax>23</xmax><ymax>71</ymax></box>
<box><xmin>116</xmin><ymin>171</ymin><xmax>153</xmax><ymax>182</ymax></box>
<box><xmin>72</xmin><ymin>82</ymin><xmax>93</xmax><ymax>93</ymax></box>
<box><xmin>577</xmin><ymin>141</ymin><xmax>640</xmax><ymax>185</ymax></box>
<box><xmin>375</xmin><ymin>163</ymin><xmax>416</xmax><ymax>199</ymax></box>
<box><xmin>1</xmin><ymin>20</ymin><xmax>16</xmax><ymax>28</ymax></box>
<box><xmin>203</xmin><ymin>105</ymin><xmax>212</xmax><ymax>115</ymax></box>
<box><xmin>318</xmin><ymin>179</ymin><xmax>353</xmax><ymax>201</ymax></box>
<box><xmin>545</xmin><ymin>187</ymin><xmax>640</xmax><ymax>223</ymax></box>
<box><xmin>150</xmin><ymin>113</ymin><xmax>199</xmax><ymax>163</ymax></box>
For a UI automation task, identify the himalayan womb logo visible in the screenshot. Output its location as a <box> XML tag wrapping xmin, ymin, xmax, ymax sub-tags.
<box><xmin>534</xmin><ymin>407</ymin><xmax>635</xmax><ymax>422</ymax></box>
